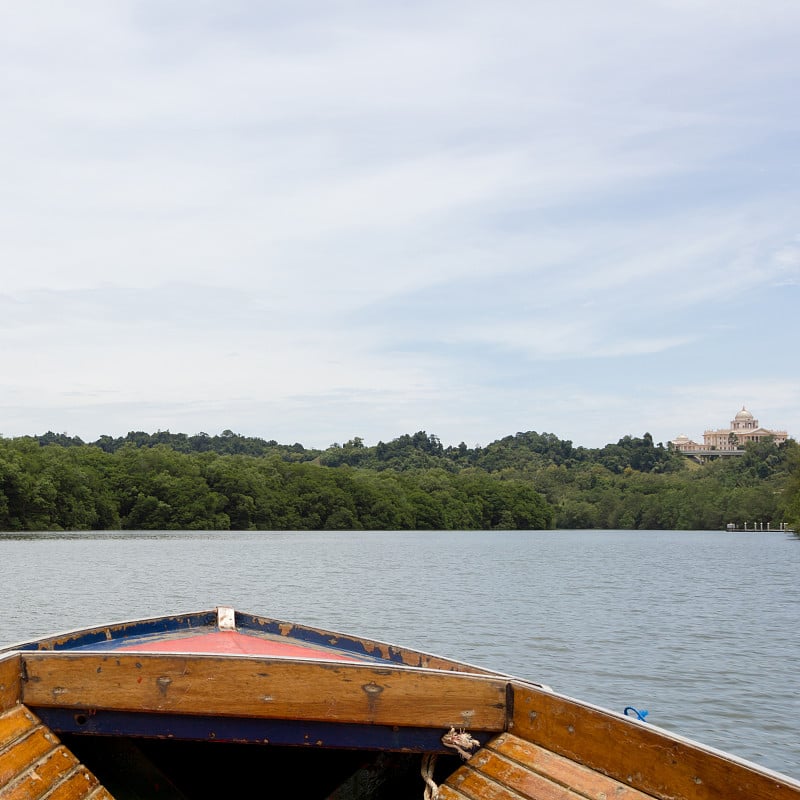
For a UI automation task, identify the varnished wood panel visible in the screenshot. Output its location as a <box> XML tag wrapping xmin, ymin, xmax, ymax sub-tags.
<box><xmin>449</xmin><ymin>755</ymin><xmax>575</xmax><ymax>800</ymax></box>
<box><xmin>87</xmin><ymin>789</ymin><xmax>115</xmax><ymax>800</ymax></box>
<box><xmin>37</xmin><ymin>766</ymin><xmax>99</xmax><ymax>800</ymax></box>
<box><xmin>0</xmin><ymin>706</ymin><xmax>37</xmax><ymax>750</ymax></box>
<box><xmin>510</xmin><ymin>682</ymin><xmax>800</xmax><ymax>800</ymax></box>
<box><xmin>439</xmin><ymin>786</ymin><xmax>470</xmax><ymax>800</ymax></box>
<box><xmin>488</xmin><ymin>733</ymin><xmax>653</xmax><ymax>799</ymax></box>
<box><xmin>0</xmin><ymin>657</ymin><xmax>20</xmax><ymax>713</ymax></box>
<box><xmin>0</xmin><ymin>746</ymin><xmax>79</xmax><ymax>800</ymax></box>
<box><xmin>0</xmin><ymin>706</ymin><xmax>115</xmax><ymax>800</ymax></box>
<box><xmin>444</xmin><ymin>732</ymin><xmax>645</xmax><ymax>800</ymax></box>
<box><xmin>0</xmin><ymin>727</ymin><xmax>58</xmax><ymax>786</ymax></box>
<box><xmin>22</xmin><ymin>653</ymin><xmax>508</xmax><ymax>731</ymax></box>
<box><xmin>445</xmin><ymin>762</ymin><xmax>533</xmax><ymax>800</ymax></box>
<box><xmin>470</xmin><ymin>745</ymin><xmax>601</xmax><ymax>799</ymax></box>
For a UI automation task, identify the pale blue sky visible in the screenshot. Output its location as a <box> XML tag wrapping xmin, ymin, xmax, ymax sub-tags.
<box><xmin>1</xmin><ymin>1</ymin><xmax>798</xmax><ymax>449</ymax></box>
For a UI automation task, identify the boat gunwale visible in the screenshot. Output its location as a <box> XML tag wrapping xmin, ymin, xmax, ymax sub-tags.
<box><xmin>17</xmin><ymin>646</ymin><xmax>517</xmax><ymax>677</ymax></box>
<box><xmin>0</xmin><ymin>607</ymin><xmax>546</xmax><ymax>686</ymax></box>
<box><xmin>0</xmin><ymin>609</ymin><xmax>218</xmax><ymax>654</ymax></box>
<box><xmin>511</xmin><ymin>681</ymin><xmax>800</xmax><ymax>789</ymax></box>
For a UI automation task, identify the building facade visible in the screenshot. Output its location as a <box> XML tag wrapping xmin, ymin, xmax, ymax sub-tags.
<box><xmin>671</xmin><ymin>407</ymin><xmax>788</xmax><ymax>454</ymax></box>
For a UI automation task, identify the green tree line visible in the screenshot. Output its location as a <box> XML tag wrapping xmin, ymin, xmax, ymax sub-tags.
<box><xmin>2</xmin><ymin>429</ymin><xmax>798</xmax><ymax>532</ymax></box>
<box><xmin>0</xmin><ymin>437</ymin><xmax>553</xmax><ymax>531</ymax></box>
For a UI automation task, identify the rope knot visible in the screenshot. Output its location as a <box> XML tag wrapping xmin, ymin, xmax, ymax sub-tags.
<box><xmin>420</xmin><ymin>728</ymin><xmax>480</xmax><ymax>800</ymax></box>
<box><xmin>441</xmin><ymin>727</ymin><xmax>480</xmax><ymax>760</ymax></box>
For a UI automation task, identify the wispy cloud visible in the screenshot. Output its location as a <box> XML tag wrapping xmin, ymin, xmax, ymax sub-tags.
<box><xmin>1</xmin><ymin>2</ymin><xmax>798</xmax><ymax>447</ymax></box>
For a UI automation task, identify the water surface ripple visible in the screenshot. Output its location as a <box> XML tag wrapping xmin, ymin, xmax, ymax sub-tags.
<box><xmin>1</xmin><ymin>529</ymin><xmax>797</xmax><ymax>777</ymax></box>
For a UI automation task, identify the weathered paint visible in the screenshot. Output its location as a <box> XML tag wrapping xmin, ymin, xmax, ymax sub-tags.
<box><xmin>35</xmin><ymin>706</ymin><xmax>484</xmax><ymax>752</ymax></box>
<box><xmin>1</xmin><ymin>608</ymin><xmax>511</xmax><ymax>677</ymax></box>
<box><xmin>236</xmin><ymin>610</ymin><xmax>504</xmax><ymax>674</ymax></box>
<box><xmin>4</xmin><ymin>611</ymin><xmax>217</xmax><ymax>653</ymax></box>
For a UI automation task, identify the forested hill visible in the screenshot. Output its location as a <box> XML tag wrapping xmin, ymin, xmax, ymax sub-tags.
<box><xmin>1</xmin><ymin>429</ymin><xmax>798</xmax><ymax>533</ymax></box>
<box><xmin>35</xmin><ymin>428</ymin><xmax>682</xmax><ymax>473</ymax></box>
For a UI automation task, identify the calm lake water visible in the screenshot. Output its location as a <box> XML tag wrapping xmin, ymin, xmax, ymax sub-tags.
<box><xmin>1</xmin><ymin>529</ymin><xmax>798</xmax><ymax>778</ymax></box>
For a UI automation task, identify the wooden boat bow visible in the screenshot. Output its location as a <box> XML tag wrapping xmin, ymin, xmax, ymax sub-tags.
<box><xmin>1</xmin><ymin>607</ymin><xmax>798</xmax><ymax>800</ymax></box>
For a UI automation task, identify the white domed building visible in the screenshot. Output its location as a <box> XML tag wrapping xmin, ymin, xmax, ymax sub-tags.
<box><xmin>671</xmin><ymin>407</ymin><xmax>788</xmax><ymax>455</ymax></box>
<box><xmin>671</xmin><ymin>433</ymin><xmax>700</xmax><ymax>452</ymax></box>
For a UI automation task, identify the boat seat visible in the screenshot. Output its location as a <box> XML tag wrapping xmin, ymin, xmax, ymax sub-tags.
<box><xmin>440</xmin><ymin>731</ymin><xmax>658</xmax><ymax>800</ymax></box>
<box><xmin>0</xmin><ymin>704</ymin><xmax>114</xmax><ymax>800</ymax></box>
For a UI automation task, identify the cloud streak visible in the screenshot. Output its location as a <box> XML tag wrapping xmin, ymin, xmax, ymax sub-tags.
<box><xmin>1</xmin><ymin>2</ymin><xmax>798</xmax><ymax>448</ymax></box>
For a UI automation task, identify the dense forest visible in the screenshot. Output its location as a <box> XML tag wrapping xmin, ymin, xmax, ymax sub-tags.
<box><xmin>1</xmin><ymin>428</ymin><xmax>798</xmax><ymax>532</ymax></box>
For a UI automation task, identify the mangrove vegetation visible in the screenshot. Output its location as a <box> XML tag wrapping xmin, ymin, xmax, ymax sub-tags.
<box><xmin>0</xmin><ymin>429</ymin><xmax>798</xmax><ymax>532</ymax></box>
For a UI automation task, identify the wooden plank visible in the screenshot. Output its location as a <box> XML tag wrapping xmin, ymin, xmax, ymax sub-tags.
<box><xmin>0</xmin><ymin>706</ymin><xmax>38</xmax><ymax>750</ymax></box>
<box><xmin>469</xmin><ymin>746</ymin><xmax>601</xmax><ymax>799</ymax></box>
<box><xmin>439</xmin><ymin>786</ymin><xmax>470</xmax><ymax>800</ymax></box>
<box><xmin>0</xmin><ymin>727</ymin><xmax>58</xmax><ymax>787</ymax></box>
<box><xmin>37</xmin><ymin>766</ymin><xmax>99</xmax><ymax>800</ymax></box>
<box><xmin>0</xmin><ymin>657</ymin><xmax>20</xmax><ymax>713</ymax></box>
<box><xmin>0</xmin><ymin>706</ymin><xmax>114</xmax><ymax>800</ymax></box>
<box><xmin>0</xmin><ymin>746</ymin><xmax>80</xmax><ymax>800</ymax></box>
<box><xmin>87</xmin><ymin>789</ymin><xmax>115</xmax><ymax>800</ymax></box>
<box><xmin>444</xmin><ymin>732</ymin><xmax>656</xmax><ymax>800</ymax></box>
<box><xmin>21</xmin><ymin>653</ymin><xmax>509</xmax><ymax>731</ymax></box>
<box><xmin>444</xmin><ymin>762</ymin><xmax>529</xmax><ymax>800</ymax></box>
<box><xmin>488</xmin><ymin>733</ymin><xmax>653</xmax><ymax>799</ymax></box>
<box><xmin>510</xmin><ymin>682</ymin><xmax>800</xmax><ymax>800</ymax></box>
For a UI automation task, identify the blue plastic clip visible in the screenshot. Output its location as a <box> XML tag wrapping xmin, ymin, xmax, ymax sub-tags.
<box><xmin>623</xmin><ymin>706</ymin><xmax>649</xmax><ymax>721</ymax></box>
